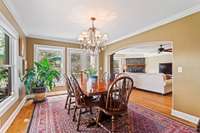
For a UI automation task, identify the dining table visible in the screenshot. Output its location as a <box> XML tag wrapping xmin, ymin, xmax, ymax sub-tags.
<box><xmin>79</xmin><ymin>77</ymin><xmax>113</xmax><ymax>126</ymax></box>
<box><xmin>80</xmin><ymin>78</ymin><xmax>111</xmax><ymax>97</ymax></box>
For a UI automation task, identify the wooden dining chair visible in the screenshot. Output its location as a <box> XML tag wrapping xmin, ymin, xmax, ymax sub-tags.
<box><xmin>197</xmin><ymin>120</ymin><xmax>200</xmax><ymax>132</ymax></box>
<box><xmin>96</xmin><ymin>76</ymin><xmax>134</xmax><ymax>133</ymax></box>
<box><xmin>115</xmin><ymin>72</ymin><xmax>129</xmax><ymax>78</ymax></box>
<box><xmin>71</xmin><ymin>74</ymin><xmax>99</xmax><ymax>131</ymax></box>
<box><xmin>64</xmin><ymin>75</ymin><xmax>75</xmax><ymax>114</ymax></box>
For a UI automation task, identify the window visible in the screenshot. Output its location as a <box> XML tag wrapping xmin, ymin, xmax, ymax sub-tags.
<box><xmin>34</xmin><ymin>45</ymin><xmax>65</xmax><ymax>86</ymax></box>
<box><xmin>67</xmin><ymin>48</ymin><xmax>98</xmax><ymax>78</ymax></box>
<box><xmin>0</xmin><ymin>13</ymin><xmax>19</xmax><ymax>117</ymax></box>
<box><xmin>0</xmin><ymin>27</ymin><xmax>12</xmax><ymax>103</ymax></box>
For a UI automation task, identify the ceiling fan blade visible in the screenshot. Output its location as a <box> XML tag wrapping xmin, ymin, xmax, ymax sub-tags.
<box><xmin>164</xmin><ymin>48</ymin><xmax>172</xmax><ymax>52</ymax></box>
<box><xmin>158</xmin><ymin>45</ymin><xmax>172</xmax><ymax>53</ymax></box>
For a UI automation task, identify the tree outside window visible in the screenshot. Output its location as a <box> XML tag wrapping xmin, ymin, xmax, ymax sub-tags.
<box><xmin>0</xmin><ymin>28</ymin><xmax>12</xmax><ymax>103</ymax></box>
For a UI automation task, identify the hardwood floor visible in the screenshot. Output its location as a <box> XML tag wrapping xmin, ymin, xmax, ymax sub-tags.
<box><xmin>130</xmin><ymin>89</ymin><xmax>196</xmax><ymax>128</ymax></box>
<box><xmin>6</xmin><ymin>100</ymin><xmax>34</xmax><ymax>133</ymax></box>
<box><xmin>130</xmin><ymin>89</ymin><xmax>172</xmax><ymax>115</ymax></box>
<box><xmin>6</xmin><ymin>90</ymin><xmax>67</xmax><ymax>133</ymax></box>
<box><xmin>6</xmin><ymin>89</ymin><xmax>196</xmax><ymax>133</ymax></box>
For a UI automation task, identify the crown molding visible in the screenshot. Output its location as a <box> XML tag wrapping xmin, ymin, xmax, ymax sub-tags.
<box><xmin>0</xmin><ymin>12</ymin><xmax>19</xmax><ymax>39</ymax></box>
<box><xmin>2</xmin><ymin>0</ymin><xmax>28</xmax><ymax>35</ymax></box>
<box><xmin>108</xmin><ymin>4</ymin><xmax>200</xmax><ymax>45</ymax></box>
<box><xmin>28</xmin><ymin>34</ymin><xmax>81</xmax><ymax>45</ymax></box>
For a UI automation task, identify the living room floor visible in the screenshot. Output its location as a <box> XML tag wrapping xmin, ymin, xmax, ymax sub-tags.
<box><xmin>7</xmin><ymin>89</ymin><xmax>196</xmax><ymax>133</ymax></box>
<box><xmin>131</xmin><ymin>89</ymin><xmax>172</xmax><ymax>115</ymax></box>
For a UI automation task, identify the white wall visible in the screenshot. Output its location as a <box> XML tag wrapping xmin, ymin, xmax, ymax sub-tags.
<box><xmin>113</xmin><ymin>55</ymin><xmax>125</xmax><ymax>73</ymax></box>
<box><xmin>145</xmin><ymin>54</ymin><xmax>172</xmax><ymax>73</ymax></box>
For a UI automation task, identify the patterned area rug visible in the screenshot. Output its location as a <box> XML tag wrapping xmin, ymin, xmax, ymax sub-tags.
<box><xmin>28</xmin><ymin>95</ymin><xmax>197</xmax><ymax>133</ymax></box>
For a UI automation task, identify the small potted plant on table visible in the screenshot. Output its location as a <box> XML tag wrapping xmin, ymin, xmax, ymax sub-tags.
<box><xmin>23</xmin><ymin>58</ymin><xmax>60</xmax><ymax>102</ymax></box>
<box><xmin>84</xmin><ymin>66</ymin><xmax>98</xmax><ymax>81</ymax></box>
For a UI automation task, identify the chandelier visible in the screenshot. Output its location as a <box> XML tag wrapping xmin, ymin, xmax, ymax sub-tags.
<box><xmin>78</xmin><ymin>17</ymin><xmax>108</xmax><ymax>55</ymax></box>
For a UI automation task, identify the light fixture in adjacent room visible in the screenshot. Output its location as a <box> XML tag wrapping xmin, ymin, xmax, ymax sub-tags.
<box><xmin>78</xmin><ymin>17</ymin><xmax>108</xmax><ymax>55</ymax></box>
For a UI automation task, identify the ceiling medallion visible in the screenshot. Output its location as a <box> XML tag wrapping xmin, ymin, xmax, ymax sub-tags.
<box><xmin>78</xmin><ymin>17</ymin><xmax>108</xmax><ymax>55</ymax></box>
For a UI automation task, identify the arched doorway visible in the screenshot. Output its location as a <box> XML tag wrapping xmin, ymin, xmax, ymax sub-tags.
<box><xmin>105</xmin><ymin>41</ymin><xmax>174</xmax><ymax>116</ymax></box>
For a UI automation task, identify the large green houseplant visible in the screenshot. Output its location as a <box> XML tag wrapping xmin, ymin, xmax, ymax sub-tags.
<box><xmin>23</xmin><ymin>58</ymin><xmax>60</xmax><ymax>102</ymax></box>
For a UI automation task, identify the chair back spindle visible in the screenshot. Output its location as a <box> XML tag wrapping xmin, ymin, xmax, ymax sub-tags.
<box><xmin>106</xmin><ymin>76</ymin><xmax>134</xmax><ymax>112</ymax></box>
<box><xmin>115</xmin><ymin>72</ymin><xmax>129</xmax><ymax>79</ymax></box>
<box><xmin>71</xmin><ymin>74</ymin><xmax>87</xmax><ymax>106</ymax></box>
<box><xmin>65</xmin><ymin>75</ymin><xmax>74</xmax><ymax>95</ymax></box>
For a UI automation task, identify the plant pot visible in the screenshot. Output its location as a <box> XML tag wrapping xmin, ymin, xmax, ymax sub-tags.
<box><xmin>89</xmin><ymin>75</ymin><xmax>98</xmax><ymax>81</ymax></box>
<box><xmin>32</xmin><ymin>87</ymin><xmax>46</xmax><ymax>102</ymax></box>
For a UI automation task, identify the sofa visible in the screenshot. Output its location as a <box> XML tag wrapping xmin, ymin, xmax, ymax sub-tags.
<box><xmin>126</xmin><ymin>72</ymin><xmax>172</xmax><ymax>94</ymax></box>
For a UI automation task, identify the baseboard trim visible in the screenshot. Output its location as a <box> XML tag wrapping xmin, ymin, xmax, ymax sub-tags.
<box><xmin>171</xmin><ymin>109</ymin><xmax>199</xmax><ymax>124</ymax></box>
<box><xmin>0</xmin><ymin>96</ymin><xmax>27</xmax><ymax>133</ymax></box>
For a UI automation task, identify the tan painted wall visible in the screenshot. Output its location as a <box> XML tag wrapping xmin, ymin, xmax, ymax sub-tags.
<box><xmin>26</xmin><ymin>37</ymin><xmax>104</xmax><ymax>78</ymax></box>
<box><xmin>105</xmin><ymin>12</ymin><xmax>200</xmax><ymax>117</ymax></box>
<box><xmin>0</xmin><ymin>1</ymin><xmax>26</xmax><ymax>128</ymax></box>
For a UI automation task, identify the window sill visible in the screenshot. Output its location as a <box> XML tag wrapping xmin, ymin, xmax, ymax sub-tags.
<box><xmin>0</xmin><ymin>94</ymin><xmax>18</xmax><ymax>117</ymax></box>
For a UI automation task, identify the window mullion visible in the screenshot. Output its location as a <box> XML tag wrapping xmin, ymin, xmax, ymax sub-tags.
<box><xmin>0</xmin><ymin>65</ymin><xmax>12</xmax><ymax>68</ymax></box>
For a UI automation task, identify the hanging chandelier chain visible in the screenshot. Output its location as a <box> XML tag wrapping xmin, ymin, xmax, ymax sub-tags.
<box><xmin>91</xmin><ymin>17</ymin><xmax>95</xmax><ymax>30</ymax></box>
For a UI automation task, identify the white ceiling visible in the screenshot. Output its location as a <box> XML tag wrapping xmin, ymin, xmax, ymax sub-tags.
<box><xmin>4</xmin><ymin>0</ymin><xmax>200</xmax><ymax>43</ymax></box>
<box><xmin>115</xmin><ymin>43</ymin><xmax>172</xmax><ymax>57</ymax></box>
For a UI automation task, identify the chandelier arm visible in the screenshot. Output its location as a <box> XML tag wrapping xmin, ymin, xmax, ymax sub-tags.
<box><xmin>78</xmin><ymin>17</ymin><xmax>108</xmax><ymax>55</ymax></box>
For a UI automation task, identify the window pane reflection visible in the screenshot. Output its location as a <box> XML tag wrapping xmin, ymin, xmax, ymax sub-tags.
<box><xmin>0</xmin><ymin>29</ymin><xmax>9</xmax><ymax>65</ymax></box>
<box><xmin>0</xmin><ymin>67</ymin><xmax>11</xmax><ymax>102</ymax></box>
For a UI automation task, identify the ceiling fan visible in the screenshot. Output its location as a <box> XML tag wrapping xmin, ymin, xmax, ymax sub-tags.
<box><xmin>158</xmin><ymin>45</ymin><xmax>172</xmax><ymax>53</ymax></box>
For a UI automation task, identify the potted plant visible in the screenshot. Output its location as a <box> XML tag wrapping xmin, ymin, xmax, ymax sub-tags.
<box><xmin>84</xmin><ymin>66</ymin><xmax>98</xmax><ymax>81</ymax></box>
<box><xmin>23</xmin><ymin>58</ymin><xmax>60</xmax><ymax>102</ymax></box>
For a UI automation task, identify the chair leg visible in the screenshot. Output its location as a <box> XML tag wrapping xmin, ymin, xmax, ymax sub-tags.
<box><xmin>73</xmin><ymin>106</ymin><xmax>77</xmax><ymax>122</ymax></box>
<box><xmin>77</xmin><ymin>108</ymin><xmax>81</xmax><ymax>131</ymax></box>
<box><xmin>126</xmin><ymin>113</ymin><xmax>131</xmax><ymax>133</ymax></box>
<box><xmin>65</xmin><ymin>95</ymin><xmax>69</xmax><ymax>109</ymax></box>
<box><xmin>68</xmin><ymin>97</ymin><xmax>71</xmax><ymax>114</ymax></box>
<box><xmin>111</xmin><ymin>116</ymin><xmax>116</xmax><ymax>133</ymax></box>
<box><xmin>89</xmin><ymin>107</ymin><xmax>93</xmax><ymax>114</ymax></box>
<box><xmin>96</xmin><ymin>109</ymin><xmax>102</xmax><ymax>124</ymax></box>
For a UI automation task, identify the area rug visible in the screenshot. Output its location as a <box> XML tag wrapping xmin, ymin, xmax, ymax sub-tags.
<box><xmin>28</xmin><ymin>95</ymin><xmax>197</xmax><ymax>133</ymax></box>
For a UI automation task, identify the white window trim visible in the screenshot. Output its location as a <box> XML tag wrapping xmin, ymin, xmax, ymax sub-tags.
<box><xmin>34</xmin><ymin>44</ymin><xmax>65</xmax><ymax>86</ymax></box>
<box><xmin>0</xmin><ymin>13</ymin><xmax>19</xmax><ymax>117</ymax></box>
<box><xmin>67</xmin><ymin>48</ymin><xmax>99</xmax><ymax>75</ymax></box>
<box><xmin>0</xmin><ymin>12</ymin><xmax>19</xmax><ymax>39</ymax></box>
